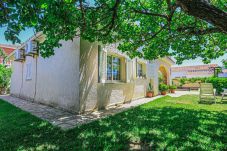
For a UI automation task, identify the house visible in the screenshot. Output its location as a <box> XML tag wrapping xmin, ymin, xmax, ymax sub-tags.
<box><xmin>0</xmin><ymin>44</ymin><xmax>17</xmax><ymax>67</ymax></box>
<box><xmin>171</xmin><ymin>64</ymin><xmax>218</xmax><ymax>78</ymax></box>
<box><xmin>10</xmin><ymin>33</ymin><xmax>175</xmax><ymax>113</ymax></box>
<box><xmin>218</xmin><ymin>68</ymin><xmax>227</xmax><ymax>78</ymax></box>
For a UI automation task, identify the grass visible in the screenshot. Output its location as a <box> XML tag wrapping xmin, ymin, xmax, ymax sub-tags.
<box><xmin>0</xmin><ymin>95</ymin><xmax>227</xmax><ymax>151</ymax></box>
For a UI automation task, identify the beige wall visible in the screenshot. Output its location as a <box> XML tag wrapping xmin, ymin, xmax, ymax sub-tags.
<box><xmin>11</xmin><ymin>38</ymin><xmax>81</xmax><ymax>112</ymax></box>
<box><xmin>148</xmin><ymin>58</ymin><xmax>172</xmax><ymax>95</ymax></box>
<box><xmin>79</xmin><ymin>42</ymin><xmax>150</xmax><ymax>113</ymax></box>
<box><xmin>79</xmin><ymin>40</ymin><xmax>99</xmax><ymax>113</ymax></box>
<box><xmin>11</xmin><ymin>36</ymin><xmax>174</xmax><ymax>114</ymax></box>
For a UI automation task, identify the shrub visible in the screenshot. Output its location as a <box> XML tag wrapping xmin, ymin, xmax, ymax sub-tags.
<box><xmin>159</xmin><ymin>84</ymin><xmax>169</xmax><ymax>92</ymax></box>
<box><xmin>179</xmin><ymin>78</ymin><xmax>187</xmax><ymax>86</ymax></box>
<box><xmin>205</xmin><ymin>77</ymin><xmax>227</xmax><ymax>94</ymax></box>
<box><xmin>147</xmin><ymin>83</ymin><xmax>153</xmax><ymax>92</ymax></box>
<box><xmin>0</xmin><ymin>65</ymin><xmax>12</xmax><ymax>94</ymax></box>
<box><xmin>175</xmin><ymin>77</ymin><xmax>227</xmax><ymax>95</ymax></box>
<box><xmin>169</xmin><ymin>85</ymin><xmax>177</xmax><ymax>90</ymax></box>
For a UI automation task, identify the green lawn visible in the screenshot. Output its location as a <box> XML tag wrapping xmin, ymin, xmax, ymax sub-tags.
<box><xmin>0</xmin><ymin>95</ymin><xmax>227</xmax><ymax>151</ymax></box>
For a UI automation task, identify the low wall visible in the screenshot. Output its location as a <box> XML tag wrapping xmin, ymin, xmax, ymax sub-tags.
<box><xmin>96</xmin><ymin>79</ymin><xmax>148</xmax><ymax>110</ymax></box>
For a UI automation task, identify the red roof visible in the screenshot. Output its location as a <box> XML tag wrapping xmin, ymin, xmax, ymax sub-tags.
<box><xmin>0</xmin><ymin>44</ymin><xmax>17</xmax><ymax>56</ymax></box>
<box><xmin>171</xmin><ymin>64</ymin><xmax>218</xmax><ymax>72</ymax></box>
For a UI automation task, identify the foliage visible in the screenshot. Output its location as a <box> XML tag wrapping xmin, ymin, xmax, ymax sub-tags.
<box><xmin>0</xmin><ymin>1</ymin><xmax>226</xmax><ymax>63</ymax></box>
<box><xmin>169</xmin><ymin>85</ymin><xmax>177</xmax><ymax>90</ymax></box>
<box><xmin>158</xmin><ymin>75</ymin><xmax>164</xmax><ymax>84</ymax></box>
<box><xmin>175</xmin><ymin>77</ymin><xmax>227</xmax><ymax>94</ymax></box>
<box><xmin>1</xmin><ymin>95</ymin><xmax>226</xmax><ymax>150</ymax></box>
<box><xmin>179</xmin><ymin>78</ymin><xmax>187</xmax><ymax>86</ymax></box>
<box><xmin>0</xmin><ymin>48</ymin><xmax>7</xmax><ymax>60</ymax></box>
<box><xmin>223</xmin><ymin>60</ymin><xmax>227</xmax><ymax>69</ymax></box>
<box><xmin>206</xmin><ymin>77</ymin><xmax>227</xmax><ymax>94</ymax></box>
<box><xmin>0</xmin><ymin>65</ymin><xmax>12</xmax><ymax>92</ymax></box>
<box><xmin>187</xmin><ymin>77</ymin><xmax>207</xmax><ymax>83</ymax></box>
<box><xmin>146</xmin><ymin>83</ymin><xmax>153</xmax><ymax>92</ymax></box>
<box><xmin>159</xmin><ymin>83</ymin><xmax>169</xmax><ymax>92</ymax></box>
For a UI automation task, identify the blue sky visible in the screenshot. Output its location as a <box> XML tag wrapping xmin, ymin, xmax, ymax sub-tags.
<box><xmin>0</xmin><ymin>27</ymin><xmax>226</xmax><ymax>66</ymax></box>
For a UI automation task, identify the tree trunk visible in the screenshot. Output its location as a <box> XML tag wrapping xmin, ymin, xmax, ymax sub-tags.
<box><xmin>176</xmin><ymin>0</ymin><xmax>227</xmax><ymax>33</ymax></box>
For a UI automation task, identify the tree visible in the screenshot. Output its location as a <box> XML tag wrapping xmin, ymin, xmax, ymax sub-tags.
<box><xmin>223</xmin><ymin>60</ymin><xmax>227</xmax><ymax>69</ymax></box>
<box><xmin>0</xmin><ymin>0</ymin><xmax>226</xmax><ymax>64</ymax></box>
<box><xmin>0</xmin><ymin>48</ymin><xmax>7</xmax><ymax>65</ymax></box>
<box><xmin>0</xmin><ymin>64</ymin><xmax>12</xmax><ymax>93</ymax></box>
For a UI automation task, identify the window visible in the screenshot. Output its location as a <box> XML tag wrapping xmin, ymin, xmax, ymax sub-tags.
<box><xmin>137</xmin><ymin>62</ymin><xmax>146</xmax><ymax>78</ymax></box>
<box><xmin>26</xmin><ymin>63</ymin><xmax>32</xmax><ymax>80</ymax></box>
<box><xmin>107</xmin><ymin>55</ymin><xmax>121</xmax><ymax>81</ymax></box>
<box><xmin>137</xmin><ymin>63</ymin><xmax>143</xmax><ymax>77</ymax></box>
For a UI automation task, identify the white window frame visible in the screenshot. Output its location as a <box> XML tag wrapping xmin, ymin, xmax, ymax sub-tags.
<box><xmin>106</xmin><ymin>55</ymin><xmax>121</xmax><ymax>82</ymax></box>
<box><xmin>136</xmin><ymin>61</ymin><xmax>146</xmax><ymax>79</ymax></box>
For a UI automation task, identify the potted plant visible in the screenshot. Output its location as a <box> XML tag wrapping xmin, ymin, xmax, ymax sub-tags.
<box><xmin>169</xmin><ymin>85</ymin><xmax>177</xmax><ymax>93</ymax></box>
<box><xmin>146</xmin><ymin>83</ymin><xmax>154</xmax><ymax>97</ymax></box>
<box><xmin>159</xmin><ymin>83</ymin><xmax>169</xmax><ymax>95</ymax></box>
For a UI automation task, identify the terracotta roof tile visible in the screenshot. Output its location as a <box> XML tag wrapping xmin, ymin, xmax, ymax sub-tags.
<box><xmin>0</xmin><ymin>44</ymin><xmax>17</xmax><ymax>56</ymax></box>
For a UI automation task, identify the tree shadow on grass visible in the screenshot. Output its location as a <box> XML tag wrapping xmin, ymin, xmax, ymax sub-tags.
<box><xmin>64</xmin><ymin>106</ymin><xmax>227</xmax><ymax>150</ymax></box>
<box><xmin>0</xmin><ymin>100</ymin><xmax>227</xmax><ymax>151</ymax></box>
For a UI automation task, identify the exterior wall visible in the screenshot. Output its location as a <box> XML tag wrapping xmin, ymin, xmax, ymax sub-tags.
<box><xmin>218</xmin><ymin>69</ymin><xmax>227</xmax><ymax>78</ymax></box>
<box><xmin>10</xmin><ymin>62</ymin><xmax>23</xmax><ymax>96</ymax></box>
<box><xmin>148</xmin><ymin>58</ymin><xmax>172</xmax><ymax>96</ymax></box>
<box><xmin>11</xmin><ymin>38</ymin><xmax>80</xmax><ymax>112</ymax></box>
<box><xmin>79</xmin><ymin>40</ymin><xmax>99</xmax><ymax>112</ymax></box>
<box><xmin>11</xmin><ymin>36</ymin><xmax>174</xmax><ymax>114</ymax></box>
<box><xmin>79</xmin><ymin>42</ymin><xmax>150</xmax><ymax>113</ymax></box>
<box><xmin>18</xmin><ymin>56</ymin><xmax>37</xmax><ymax>100</ymax></box>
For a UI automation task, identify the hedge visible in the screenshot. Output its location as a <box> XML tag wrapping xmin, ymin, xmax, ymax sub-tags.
<box><xmin>205</xmin><ymin>77</ymin><xmax>227</xmax><ymax>94</ymax></box>
<box><xmin>174</xmin><ymin>77</ymin><xmax>227</xmax><ymax>94</ymax></box>
<box><xmin>0</xmin><ymin>64</ymin><xmax>12</xmax><ymax>94</ymax></box>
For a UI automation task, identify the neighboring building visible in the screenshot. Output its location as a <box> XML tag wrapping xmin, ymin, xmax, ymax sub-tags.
<box><xmin>10</xmin><ymin>33</ymin><xmax>175</xmax><ymax>113</ymax></box>
<box><xmin>0</xmin><ymin>44</ymin><xmax>17</xmax><ymax>67</ymax></box>
<box><xmin>219</xmin><ymin>68</ymin><xmax>227</xmax><ymax>78</ymax></box>
<box><xmin>171</xmin><ymin>64</ymin><xmax>218</xmax><ymax>78</ymax></box>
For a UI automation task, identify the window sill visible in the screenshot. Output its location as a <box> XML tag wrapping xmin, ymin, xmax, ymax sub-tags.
<box><xmin>136</xmin><ymin>77</ymin><xmax>147</xmax><ymax>80</ymax></box>
<box><xmin>100</xmin><ymin>80</ymin><xmax>127</xmax><ymax>84</ymax></box>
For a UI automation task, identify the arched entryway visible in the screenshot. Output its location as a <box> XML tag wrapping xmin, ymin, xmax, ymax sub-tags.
<box><xmin>159</xmin><ymin>66</ymin><xmax>168</xmax><ymax>84</ymax></box>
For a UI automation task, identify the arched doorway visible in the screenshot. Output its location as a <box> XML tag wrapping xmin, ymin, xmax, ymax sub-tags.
<box><xmin>159</xmin><ymin>66</ymin><xmax>168</xmax><ymax>84</ymax></box>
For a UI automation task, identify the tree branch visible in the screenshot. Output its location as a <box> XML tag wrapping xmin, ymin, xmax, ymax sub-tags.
<box><xmin>177</xmin><ymin>26</ymin><xmax>222</xmax><ymax>35</ymax></box>
<box><xmin>134</xmin><ymin>9</ymin><xmax>168</xmax><ymax>19</ymax></box>
<box><xmin>176</xmin><ymin>0</ymin><xmax>227</xmax><ymax>32</ymax></box>
<box><xmin>79</xmin><ymin>0</ymin><xmax>86</xmax><ymax>32</ymax></box>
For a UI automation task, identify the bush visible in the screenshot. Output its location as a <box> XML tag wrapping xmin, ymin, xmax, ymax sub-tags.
<box><xmin>205</xmin><ymin>77</ymin><xmax>227</xmax><ymax>94</ymax></box>
<box><xmin>0</xmin><ymin>65</ymin><xmax>12</xmax><ymax>94</ymax></box>
<box><xmin>169</xmin><ymin>85</ymin><xmax>177</xmax><ymax>90</ymax></box>
<box><xmin>175</xmin><ymin>77</ymin><xmax>227</xmax><ymax>95</ymax></box>
<box><xmin>147</xmin><ymin>83</ymin><xmax>153</xmax><ymax>92</ymax></box>
<box><xmin>159</xmin><ymin>84</ymin><xmax>169</xmax><ymax>92</ymax></box>
<box><xmin>179</xmin><ymin>78</ymin><xmax>187</xmax><ymax>86</ymax></box>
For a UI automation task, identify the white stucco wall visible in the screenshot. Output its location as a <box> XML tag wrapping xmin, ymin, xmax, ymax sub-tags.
<box><xmin>147</xmin><ymin>58</ymin><xmax>172</xmax><ymax>95</ymax></box>
<box><xmin>11</xmin><ymin>38</ymin><xmax>81</xmax><ymax>112</ymax></box>
<box><xmin>11</xmin><ymin>36</ymin><xmax>174</xmax><ymax>113</ymax></box>
<box><xmin>10</xmin><ymin>62</ymin><xmax>23</xmax><ymax>97</ymax></box>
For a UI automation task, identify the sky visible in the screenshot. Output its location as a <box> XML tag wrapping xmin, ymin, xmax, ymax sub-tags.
<box><xmin>0</xmin><ymin>27</ymin><xmax>226</xmax><ymax>67</ymax></box>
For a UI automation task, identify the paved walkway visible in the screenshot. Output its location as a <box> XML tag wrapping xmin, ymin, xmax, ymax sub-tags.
<box><xmin>0</xmin><ymin>91</ymin><xmax>198</xmax><ymax>130</ymax></box>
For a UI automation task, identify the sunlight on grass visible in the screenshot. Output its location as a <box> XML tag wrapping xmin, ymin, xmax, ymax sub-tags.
<box><xmin>0</xmin><ymin>95</ymin><xmax>226</xmax><ymax>150</ymax></box>
<box><xmin>17</xmin><ymin>143</ymin><xmax>59</xmax><ymax>151</ymax></box>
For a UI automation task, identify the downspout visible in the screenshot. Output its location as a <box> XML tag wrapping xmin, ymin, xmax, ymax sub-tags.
<box><xmin>33</xmin><ymin>56</ymin><xmax>38</xmax><ymax>102</ymax></box>
<box><xmin>19</xmin><ymin>63</ymin><xmax>24</xmax><ymax>98</ymax></box>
